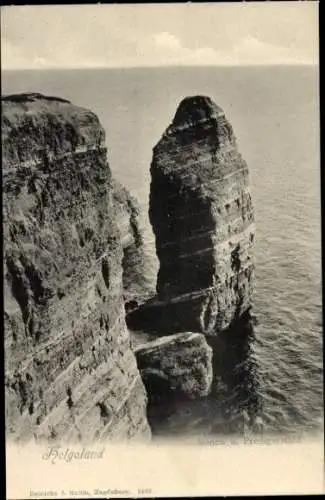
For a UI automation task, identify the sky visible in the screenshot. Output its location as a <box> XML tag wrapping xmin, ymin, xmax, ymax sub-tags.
<box><xmin>1</xmin><ymin>3</ymin><xmax>319</xmax><ymax>70</ymax></box>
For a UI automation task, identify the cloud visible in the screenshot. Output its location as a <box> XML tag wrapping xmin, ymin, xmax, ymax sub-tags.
<box><xmin>154</xmin><ymin>32</ymin><xmax>182</xmax><ymax>51</ymax></box>
<box><xmin>2</xmin><ymin>33</ymin><xmax>317</xmax><ymax>70</ymax></box>
<box><xmin>229</xmin><ymin>35</ymin><xmax>315</xmax><ymax>65</ymax></box>
<box><xmin>137</xmin><ymin>32</ymin><xmax>316</xmax><ymax>68</ymax></box>
<box><xmin>1</xmin><ymin>5</ymin><xmax>318</xmax><ymax>69</ymax></box>
<box><xmin>32</xmin><ymin>56</ymin><xmax>48</xmax><ymax>68</ymax></box>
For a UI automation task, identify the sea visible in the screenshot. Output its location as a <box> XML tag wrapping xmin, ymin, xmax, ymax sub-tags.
<box><xmin>2</xmin><ymin>65</ymin><xmax>322</xmax><ymax>440</ymax></box>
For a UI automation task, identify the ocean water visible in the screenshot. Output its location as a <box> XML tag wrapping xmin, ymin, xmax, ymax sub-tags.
<box><xmin>2</xmin><ymin>66</ymin><xmax>322</xmax><ymax>439</ymax></box>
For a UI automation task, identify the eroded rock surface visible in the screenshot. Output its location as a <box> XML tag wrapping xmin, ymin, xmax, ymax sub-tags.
<box><xmin>135</xmin><ymin>332</ymin><xmax>213</xmax><ymax>399</ymax></box>
<box><xmin>146</xmin><ymin>95</ymin><xmax>255</xmax><ymax>335</ymax></box>
<box><xmin>112</xmin><ymin>179</ymin><xmax>154</xmax><ymax>307</ymax></box>
<box><xmin>3</xmin><ymin>93</ymin><xmax>150</xmax><ymax>443</ymax></box>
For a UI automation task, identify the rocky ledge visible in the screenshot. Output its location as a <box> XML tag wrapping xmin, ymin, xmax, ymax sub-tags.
<box><xmin>128</xmin><ymin>95</ymin><xmax>255</xmax><ymax>335</ymax></box>
<box><xmin>3</xmin><ymin>93</ymin><xmax>151</xmax><ymax>443</ymax></box>
<box><xmin>135</xmin><ymin>332</ymin><xmax>213</xmax><ymax>399</ymax></box>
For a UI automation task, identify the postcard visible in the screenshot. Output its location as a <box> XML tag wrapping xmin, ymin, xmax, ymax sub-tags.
<box><xmin>2</xmin><ymin>2</ymin><xmax>323</xmax><ymax>498</ymax></box>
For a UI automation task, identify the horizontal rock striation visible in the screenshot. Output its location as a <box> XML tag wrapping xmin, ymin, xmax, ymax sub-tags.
<box><xmin>112</xmin><ymin>179</ymin><xmax>143</xmax><ymax>250</ymax></box>
<box><xmin>3</xmin><ymin>93</ymin><xmax>150</xmax><ymax>443</ymax></box>
<box><xmin>148</xmin><ymin>96</ymin><xmax>255</xmax><ymax>335</ymax></box>
<box><xmin>112</xmin><ymin>179</ymin><xmax>153</xmax><ymax>307</ymax></box>
<box><xmin>135</xmin><ymin>332</ymin><xmax>213</xmax><ymax>399</ymax></box>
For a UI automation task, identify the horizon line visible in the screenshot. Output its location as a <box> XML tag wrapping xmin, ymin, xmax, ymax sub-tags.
<box><xmin>2</xmin><ymin>62</ymin><xmax>319</xmax><ymax>71</ymax></box>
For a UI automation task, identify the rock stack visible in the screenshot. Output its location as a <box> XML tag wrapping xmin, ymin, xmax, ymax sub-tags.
<box><xmin>3</xmin><ymin>93</ymin><xmax>151</xmax><ymax>443</ymax></box>
<box><xmin>143</xmin><ymin>95</ymin><xmax>255</xmax><ymax>334</ymax></box>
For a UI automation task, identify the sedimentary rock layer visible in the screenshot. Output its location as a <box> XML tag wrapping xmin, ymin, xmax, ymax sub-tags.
<box><xmin>148</xmin><ymin>95</ymin><xmax>255</xmax><ymax>335</ymax></box>
<box><xmin>3</xmin><ymin>93</ymin><xmax>150</xmax><ymax>443</ymax></box>
<box><xmin>112</xmin><ymin>179</ymin><xmax>153</xmax><ymax>305</ymax></box>
<box><xmin>135</xmin><ymin>332</ymin><xmax>213</xmax><ymax>399</ymax></box>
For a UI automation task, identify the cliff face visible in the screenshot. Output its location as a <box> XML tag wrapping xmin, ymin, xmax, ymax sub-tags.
<box><xmin>111</xmin><ymin>179</ymin><xmax>153</xmax><ymax>306</ymax></box>
<box><xmin>3</xmin><ymin>93</ymin><xmax>150</xmax><ymax>443</ymax></box>
<box><xmin>148</xmin><ymin>96</ymin><xmax>255</xmax><ymax>335</ymax></box>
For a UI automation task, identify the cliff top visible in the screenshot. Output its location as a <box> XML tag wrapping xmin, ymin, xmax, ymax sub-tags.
<box><xmin>2</xmin><ymin>92</ymin><xmax>71</xmax><ymax>104</ymax></box>
<box><xmin>2</xmin><ymin>92</ymin><xmax>100</xmax><ymax>127</ymax></box>
<box><xmin>151</xmin><ymin>95</ymin><xmax>246</xmax><ymax>199</ymax></box>
<box><xmin>172</xmin><ymin>95</ymin><xmax>225</xmax><ymax>127</ymax></box>
<box><xmin>2</xmin><ymin>93</ymin><xmax>106</xmax><ymax>165</ymax></box>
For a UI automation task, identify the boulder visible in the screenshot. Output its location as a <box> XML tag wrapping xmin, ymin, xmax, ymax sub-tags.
<box><xmin>135</xmin><ymin>332</ymin><xmax>213</xmax><ymax>399</ymax></box>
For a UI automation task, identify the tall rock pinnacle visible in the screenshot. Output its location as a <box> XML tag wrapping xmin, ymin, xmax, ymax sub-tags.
<box><xmin>149</xmin><ymin>96</ymin><xmax>255</xmax><ymax>334</ymax></box>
